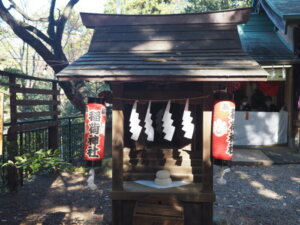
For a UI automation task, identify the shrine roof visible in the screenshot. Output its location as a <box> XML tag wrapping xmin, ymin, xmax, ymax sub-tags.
<box><xmin>257</xmin><ymin>0</ymin><xmax>300</xmax><ymax>33</ymax></box>
<box><xmin>260</xmin><ymin>0</ymin><xmax>300</xmax><ymax>19</ymax></box>
<box><xmin>238</xmin><ymin>13</ymin><xmax>300</xmax><ymax>64</ymax></box>
<box><xmin>57</xmin><ymin>8</ymin><xmax>268</xmax><ymax>82</ymax></box>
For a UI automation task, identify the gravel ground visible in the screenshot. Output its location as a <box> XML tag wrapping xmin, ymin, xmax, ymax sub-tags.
<box><xmin>0</xmin><ymin>171</ymin><xmax>112</xmax><ymax>225</ymax></box>
<box><xmin>1</xmin><ymin>165</ymin><xmax>299</xmax><ymax>225</ymax></box>
<box><xmin>214</xmin><ymin>165</ymin><xmax>300</xmax><ymax>225</ymax></box>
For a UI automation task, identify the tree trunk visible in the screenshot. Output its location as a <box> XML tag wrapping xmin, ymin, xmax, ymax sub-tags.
<box><xmin>52</xmin><ymin>63</ymin><xmax>88</xmax><ymax>114</ymax></box>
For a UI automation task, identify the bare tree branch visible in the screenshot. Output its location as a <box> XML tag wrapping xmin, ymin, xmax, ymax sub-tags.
<box><xmin>0</xmin><ymin>0</ymin><xmax>87</xmax><ymax>113</ymax></box>
<box><xmin>22</xmin><ymin>23</ymin><xmax>52</xmax><ymax>46</ymax></box>
<box><xmin>47</xmin><ymin>0</ymin><xmax>56</xmax><ymax>39</ymax></box>
<box><xmin>8</xmin><ymin>0</ymin><xmax>48</xmax><ymax>22</ymax></box>
<box><xmin>1</xmin><ymin>1</ymin><xmax>52</xmax><ymax>45</ymax></box>
<box><xmin>56</xmin><ymin>0</ymin><xmax>79</xmax><ymax>47</ymax></box>
<box><xmin>0</xmin><ymin>1</ymin><xmax>57</xmax><ymax>66</ymax></box>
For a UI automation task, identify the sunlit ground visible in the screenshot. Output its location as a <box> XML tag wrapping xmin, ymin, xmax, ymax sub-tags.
<box><xmin>0</xmin><ymin>171</ymin><xmax>112</xmax><ymax>225</ymax></box>
<box><xmin>214</xmin><ymin>165</ymin><xmax>300</xmax><ymax>225</ymax></box>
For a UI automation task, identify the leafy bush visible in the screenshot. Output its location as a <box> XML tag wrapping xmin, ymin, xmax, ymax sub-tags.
<box><xmin>2</xmin><ymin>149</ymin><xmax>73</xmax><ymax>178</ymax></box>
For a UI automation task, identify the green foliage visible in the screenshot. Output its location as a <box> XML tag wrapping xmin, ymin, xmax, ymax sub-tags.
<box><xmin>63</xmin><ymin>11</ymin><xmax>93</xmax><ymax>62</ymax></box>
<box><xmin>104</xmin><ymin>0</ymin><xmax>252</xmax><ymax>14</ymax></box>
<box><xmin>104</xmin><ymin>0</ymin><xmax>188</xmax><ymax>14</ymax></box>
<box><xmin>185</xmin><ymin>0</ymin><xmax>252</xmax><ymax>13</ymax></box>
<box><xmin>2</xmin><ymin>149</ymin><xmax>73</xmax><ymax>178</ymax></box>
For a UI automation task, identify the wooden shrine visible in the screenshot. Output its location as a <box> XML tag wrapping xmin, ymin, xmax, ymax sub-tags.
<box><xmin>57</xmin><ymin>8</ymin><xmax>268</xmax><ymax>225</ymax></box>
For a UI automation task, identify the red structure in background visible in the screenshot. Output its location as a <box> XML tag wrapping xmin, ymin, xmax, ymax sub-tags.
<box><xmin>84</xmin><ymin>98</ymin><xmax>106</xmax><ymax>161</ymax></box>
<box><xmin>212</xmin><ymin>100</ymin><xmax>235</xmax><ymax>161</ymax></box>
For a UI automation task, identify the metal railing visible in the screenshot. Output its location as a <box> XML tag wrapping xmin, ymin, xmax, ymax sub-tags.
<box><xmin>2</xmin><ymin>116</ymin><xmax>84</xmax><ymax>162</ymax></box>
<box><xmin>0</xmin><ymin>116</ymin><xmax>84</xmax><ymax>191</ymax></box>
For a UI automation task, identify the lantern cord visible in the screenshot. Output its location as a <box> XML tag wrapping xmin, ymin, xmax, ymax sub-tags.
<box><xmin>113</xmin><ymin>94</ymin><xmax>210</xmax><ymax>103</ymax></box>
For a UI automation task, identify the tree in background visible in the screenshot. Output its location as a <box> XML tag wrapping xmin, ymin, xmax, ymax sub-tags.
<box><xmin>0</xmin><ymin>0</ymin><xmax>88</xmax><ymax>113</ymax></box>
<box><xmin>104</xmin><ymin>0</ymin><xmax>189</xmax><ymax>14</ymax></box>
<box><xmin>185</xmin><ymin>0</ymin><xmax>252</xmax><ymax>12</ymax></box>
<box><xmin>105</xmin><ymin>0</ymin><xmax>252</xmax><ymax>14</ymax></box>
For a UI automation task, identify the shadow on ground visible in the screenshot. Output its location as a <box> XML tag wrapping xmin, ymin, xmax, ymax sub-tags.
<box><xmin>0</xmin><ymin>171</ymin><xmax>112</xmax><ymax>225</ymax></box>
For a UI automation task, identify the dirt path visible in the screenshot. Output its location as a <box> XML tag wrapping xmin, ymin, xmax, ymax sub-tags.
<box><xmin>0</xmin><ymin>172</ymin><xmax>112</xmax><ymax>225</ymax></box>
<box><xmin>1</xmin><ymin>164</ymin><xmax>299</xmax><ymax>225</ymax></box>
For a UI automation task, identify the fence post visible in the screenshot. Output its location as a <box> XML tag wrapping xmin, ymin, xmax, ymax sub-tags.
<box><xmin>68</xmin><ymin>117</ymin><xmax>72</xmax><ymax>162</ymax></box>
<box><xmin>8</xmin><ymin>76</ymin><xmax>17</xmax><ymax>142</ymax></box>
<box><xmin>0</xmin><ymin>92</ymin><xmax>3</xmax><ymax>156</ymax></box>
<box><xmin>48</xmin><ymin>82</ymin><xmax>58</xmax><ymax>150</ymax></box>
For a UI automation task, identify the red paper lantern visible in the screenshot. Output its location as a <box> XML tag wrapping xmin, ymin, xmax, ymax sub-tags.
<box><xmin>84</xmin><ymin>98</ymin><xmax>106</xmax><ymax>161</ymax></box>
<box><xmin>212</xmin><ymin>100</ymin><xmax>235</xmax><ymax>160</ymax></box>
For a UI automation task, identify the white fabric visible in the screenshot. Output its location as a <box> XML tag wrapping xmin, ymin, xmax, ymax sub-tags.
<box><xmin>134</xmin><ymin>180</ymin><xmax>190</xmax><ymax>189</ymax></box>
<box><xmin>234</xmin><ymin>111</ymin><xmax>288</xmax><ymax>146</ymax></box>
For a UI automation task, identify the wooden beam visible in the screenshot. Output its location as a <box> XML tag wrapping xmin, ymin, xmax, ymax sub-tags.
<box><xmin>10</xmin><ymin>121</ymin><xmax>59</xmax><ymax>132</ymax></box>
<box><xmin>11</xmin><ymin>100</ymin><xmax>60</xmax><ymax>106</ymax></box>
<box><xmin>58</xmin><ymin>68</ymin><xmax>268</xmax><ymax>77</ymax></box>
<box><xmin>14</xmin><ymin>87</ymin><xmax>60</xmax><ymax>95</ymax></box>
<box><xmin>58</xmin><ymin>76</ymin><xmax>268</xmax><ymax>82</ymax></box>
<box><xmin>0</xmin><ymin>81</ymin><xmax>20</xmax><ymax>88</ymax></box>
<box><xmin>0</xmin><ymin>92</ymin><xmax>3</xmax><ymax>155</ymax></box>
<box><xmin>67</xmin><ymin>64</ymin><xmax>259</xmax><ymax>70</ymax></box>
<box><xmin>202</xmin><ymin>111</ymin><xmax>213</xmax><ymax>192</ymax></box>
<box><xmin>12</xmin><ymin>111</ymin><xmax>60</xmax><ymax>120</ymax></box>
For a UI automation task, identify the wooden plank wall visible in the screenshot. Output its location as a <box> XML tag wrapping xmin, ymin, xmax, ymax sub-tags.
<box><xmin>0</xmin><ymin>71</ymin><xmax>60</xmax><ymax>150</ymax></box>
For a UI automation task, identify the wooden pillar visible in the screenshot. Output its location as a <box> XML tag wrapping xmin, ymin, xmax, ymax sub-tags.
<box><xmin>48</xmin><ymin>82</ymin><xmax>59</xmax><ymax>150</ymax></box>
<box><xmin>111</xmin><ymin>83</ymin><xmax>124</xmax><ymax>225</ymax></box>
<box><xmin>8</xmin><ymin>75</ymin><xmax>17</xmax><ymax>145</ymax></box>
<box><xmin>202</xmin><ymin>111</ymin><xmax>213</xmax><ymax>192</ymax></box>
<box><xmin>0</xmin><ymin>91</ymin><xmax>3</xmax><ymax>156</ymax></box>
<box><xmin>111</xmin><ymin>83</ymin><xmax>124</xmax><ymax>191</ymax></box>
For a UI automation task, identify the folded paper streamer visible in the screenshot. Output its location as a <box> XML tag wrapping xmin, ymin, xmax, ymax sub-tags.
<box><xmin>144</xmin><ymin>101</ymin><xmax>154</xmax><ymax>141</ymax></box>
<box><xmin>182</xmin><ymin>99</ymin><xmax>194</xmax><ymax>139</ymax></box>
<box><xmin>162</xmin><ymin>100</ymin><xmax>175</xmax><ymax>141</ymax></box>
<box><xmin>129</xmin><ymin>100</ymin><xmax>142</xmax><ymax>141</ymax></box>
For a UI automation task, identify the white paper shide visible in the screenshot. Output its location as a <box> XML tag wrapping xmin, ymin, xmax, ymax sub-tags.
<box><xmin>129</xmin><ymin>100</ymin><xmax>142</xmax><ymax>141</ymax></box>
<box><xmin>144</xmin><ymin>101</ymin><xmax>154</xmax><ymax>141</ymax></box>
<box><xmin>182</xmin><ymin>99</ymin><xmax>194</xmax><ymax>139</ymax></box>
<box><xmin>162</xmin><ymin>100</ymin><xmax>175</xmax><ymax>141</ymax></box>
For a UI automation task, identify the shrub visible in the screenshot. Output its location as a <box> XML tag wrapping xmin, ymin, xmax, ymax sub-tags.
<box><xmin>2</xmin><ymin>149</ymin><xmax>73</xmax><ymax>178</ymax></box>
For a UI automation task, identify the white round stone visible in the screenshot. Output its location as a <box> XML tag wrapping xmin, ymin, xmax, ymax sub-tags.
<box><xmin>154</xmin><ymin>178</ymin><xmax>172</xmax><ymax>186</ymax></box>
<box><xmin>156</xmin><ymin>170</ymin><xmax>171</xmax><ymax>179</ymax></box>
